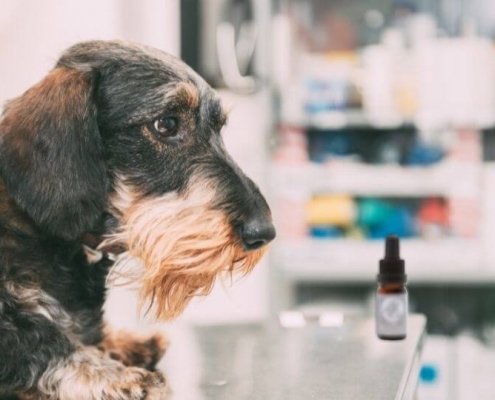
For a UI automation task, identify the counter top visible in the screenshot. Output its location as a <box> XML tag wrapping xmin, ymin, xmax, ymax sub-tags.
<box><xmin>160</xmin><ymin>315</ymin><xmax>426</xmax><ymax>400</ymax></box>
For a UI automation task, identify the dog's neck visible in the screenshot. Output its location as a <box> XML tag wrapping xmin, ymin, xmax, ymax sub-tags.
<box><xmin>0</xmin><ymin>176</ymin><xmax>124</xmax><ymax>260</ymax></box>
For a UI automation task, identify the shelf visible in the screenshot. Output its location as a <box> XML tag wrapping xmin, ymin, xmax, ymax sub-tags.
<box><xmin>272</xmin><ymin>238</ymin><xmax>495</xmax><ymax>284</ymax></box>
<box><xmin>282</xmin><ymin>111</ymin><xmax>414</xmax><ymax>130</ymax></box>
<box><xmin>271</xmin><ymin>161</ymin><xmax>481</xmax><ymax>198</ymax></box>
<box><xmin>281</xmin><ymin>110</ymin><xmax>495</xmax><ymax>131</ymax></box>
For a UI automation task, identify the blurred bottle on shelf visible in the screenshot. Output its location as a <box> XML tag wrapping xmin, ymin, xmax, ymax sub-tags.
<box><xmin>306</xmin><ymin>195</ymin><xmax>356</xmax><ymax>226</ymax></box>
<box><xmin>305</xmin><ymin>196</ymin><xmax>454</xmax><ymax>241</ymax></box>
<box><xmin>273</xmin><ymin>125</ymin><xmax>308</xmax><ymax>165</ymax></box>
<box><xmin>301</xmin><ymin>53</ymin><xmax>359</xmax><ymax>118</ymax></box>
<box><xmin>404</xmin><ymin>139</ymin><xmax>444</xmax><ymax>166</ymax></box>
<box><xmin>368</xmin><ymin>206</ymin><xmax>416</xmax><ymax>239</ymax></box>
<box><xmin>417</xmin><ymin>198</ymin><xmax>449</xmax><ymax>239</ymax></box>
<box><xmin>447</xmin><ymin>129</ymin><xmax>482</xmax><ymax>238</ymax></box>
<box><xmin>358</xmin><ymin>198</ymin><xmax>394</xmax><ymax>228</ymax></box>
<box><xmin>310</xmin><ymin>225</ymin><xmax>343</xmax><ymax>239</ymax></box>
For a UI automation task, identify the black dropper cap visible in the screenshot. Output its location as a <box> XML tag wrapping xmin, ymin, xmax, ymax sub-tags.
<box><xmin>377</xmin><ymin>235</ymin><xmax>407</xmax><ymax>283</ymax></box>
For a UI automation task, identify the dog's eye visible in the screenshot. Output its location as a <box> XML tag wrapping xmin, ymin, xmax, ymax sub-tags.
<box><xmin>153</xmin><ymin>116</ymin><xmax>179</xmax><ymax>137</ymax></box>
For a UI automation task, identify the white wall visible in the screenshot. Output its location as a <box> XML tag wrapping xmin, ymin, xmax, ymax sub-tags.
<box><xmin>0</xmin><ymin>0</ymin><xmax>180</xmax><ymax>104</ymax></box>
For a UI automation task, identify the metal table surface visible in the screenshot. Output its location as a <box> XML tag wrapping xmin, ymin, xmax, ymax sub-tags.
<box><xmin>160</xmin><ymin>315</ymin><xmax>426</xmax><ymax>400</ymax></box>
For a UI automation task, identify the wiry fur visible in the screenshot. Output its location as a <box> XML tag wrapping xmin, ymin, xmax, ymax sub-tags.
<box><xmin>106</xmin><ymin>176</ymin><xmax>266</xmax><ymax>320</ymax></box>
<box><xmin>99</xmin><ymin>327</ymin><xmax>169</xmax><ymax>370</ymax></box>
<box><xmin>36</xmin><ymin>347</ymin><xmax>166</xmax><ymax>400</ymax></box>
<box><xmin>0</xmin><ymin>40</ymin><xmax>274</xmax><ymax>399</ymax></box>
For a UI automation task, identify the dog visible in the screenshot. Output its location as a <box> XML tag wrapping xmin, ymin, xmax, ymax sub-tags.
<box><xmin>0</xmin><ymin>40</ymin><xmax>275</xmax><ymax>399</ymax></box>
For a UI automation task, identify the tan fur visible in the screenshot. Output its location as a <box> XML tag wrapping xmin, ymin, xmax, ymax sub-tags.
<box><xmin>100</xmin><ymin>326</ymin><xmax>169</xmax><ymax>368</ymax></box>
<box><xmin>1</xmin><ymin>67</ymin><xmax>90</xmax><ymax>152</ymax></box>
<box><xmin>171</xmin><ymin>82</ymin><xmax>199</xmax><ymax>109</ymax></box>
<box><xmin>108</xmin><ymin>176</ymin><xmax>141</xmax><ymax>217</ymax></box>
<box><xmin>83</xmin><ymin>245</ymin><xmax>104</xmax><ymax>264</ymax></box>
<box><xmin>35</xmin><ymin>347</ymin><xmax>167</xmax><ymax>400</ymax></box>
<box><xmin>105</xmin><ymin>177</ymin><xmax>266</xmax><ymax>320</ymax></box>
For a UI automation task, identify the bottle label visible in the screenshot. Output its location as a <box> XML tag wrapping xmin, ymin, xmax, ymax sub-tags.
<box><xmin>376</xmin><ymin>293</ymin><xmax>408</xmax><ymax>338</ymax></box>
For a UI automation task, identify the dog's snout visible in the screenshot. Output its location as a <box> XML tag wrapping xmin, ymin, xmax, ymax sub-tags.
<box><xmin>239</xmin><ymin>215</ymin><xmax>276</xmax><ymax>251</ymax></box>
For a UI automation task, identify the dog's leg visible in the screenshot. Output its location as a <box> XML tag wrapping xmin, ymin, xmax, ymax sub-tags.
<box><xmin>99</xmin><ymin>327</ymin><xmax>169</xmax><ymax>371</ymax></box>
<box><xmin>0</xmin><ymin>299</ymin><xmax>168</xmax><ymax>400</ymax></box>
<box><xmin>34</xmin><ymin>346</ymin><xmax>167</xmax><ymax>400</ymax></box>
<box><xmin>16</xmin><ymin>347</ymin><xmax>168</xmax><ymax>400</ymax></box>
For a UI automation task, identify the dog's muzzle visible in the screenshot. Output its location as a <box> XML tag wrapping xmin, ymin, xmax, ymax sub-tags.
<box><xmin>105</xmin><ymin>179</ymin><xmax>271</xmax><ymax>320</ymax></box>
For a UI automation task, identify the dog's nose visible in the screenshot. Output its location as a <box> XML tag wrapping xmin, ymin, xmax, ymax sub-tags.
<box><xmin>239</xmin><ymin>216</ymin><xmax>276</xmax><ymax>251</ymax></box>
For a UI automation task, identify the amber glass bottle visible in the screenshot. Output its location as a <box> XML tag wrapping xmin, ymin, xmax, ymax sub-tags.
<box><xmin>376</xmin><ymin>235</ymin><xmax>408</xmax><ymax>340</ymax></box>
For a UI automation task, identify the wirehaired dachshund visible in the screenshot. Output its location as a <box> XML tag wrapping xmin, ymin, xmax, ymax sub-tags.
<box><xmin>0</xmin><ymin>40</ymin><xmax>275</xmax><ymax>399</ymax></box>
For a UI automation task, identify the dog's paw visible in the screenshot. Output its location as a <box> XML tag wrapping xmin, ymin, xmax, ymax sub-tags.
<box><xmin>37</xmin><ymin>347</ymin><xmax>168</xmax><ymax>400</ymax></box>
<box><xmin>84</xmin><ymin>366</ymin><xmax>167</xmax><ymax>400</ymax></box>
<box><xmin>95</xmin><ymin>367</ymin><xmax>164</xmax><ymax>400</ymax></box>
<box><xmin>142</xmin><ymin>373</ymin><xmax>169</xmax><ymax>399</ymax></box>
<box><xmin>121</xmin><ymin>368</ymin><xmax>168</xmax><ymax>400</ymax></box>
<box><xmin>101</xmin><ymin>329</ymin><xmax>169</xmax><ymax>371</ymax></box>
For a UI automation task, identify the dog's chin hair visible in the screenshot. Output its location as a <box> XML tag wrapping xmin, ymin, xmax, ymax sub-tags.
<box><xmin>105</xmin><ymin>183</ymin><xmax>266</xmax><ymax>321</ymax></box>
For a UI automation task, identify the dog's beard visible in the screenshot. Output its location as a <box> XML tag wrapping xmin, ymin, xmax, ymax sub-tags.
<box><xmin>105</xmin><ymin>183</ymin><xmax>266</xmax><ymax>320</ymax></box>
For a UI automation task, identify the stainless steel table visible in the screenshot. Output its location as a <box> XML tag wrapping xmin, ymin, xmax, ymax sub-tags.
<box><xmin>160</xmin><ymin>315</ymin><xmax>426</xmax><ymax>400</ymax></box>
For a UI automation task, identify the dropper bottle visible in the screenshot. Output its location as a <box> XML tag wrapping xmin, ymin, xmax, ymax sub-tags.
<box><xmin>376</xmin><ymin>235</ymin><xmax>408</xmax><ymax>340</ymax></box>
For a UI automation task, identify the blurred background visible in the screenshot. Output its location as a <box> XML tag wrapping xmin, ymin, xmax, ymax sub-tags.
<box><xmin>4</xmin><ymin>0</ymin><xmax>495</xmax><ymax>398</ymax></box>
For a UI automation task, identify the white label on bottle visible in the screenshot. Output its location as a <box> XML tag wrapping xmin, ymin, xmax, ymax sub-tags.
<box><xmin>376</xmin><ymin>293</ymin><xmax>408</xmax><ymax>338</ymax></box>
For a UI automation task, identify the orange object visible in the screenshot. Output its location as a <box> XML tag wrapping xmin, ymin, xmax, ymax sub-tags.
<box><xmin>417</xmin><ymin>199</ymin><xmax>449</xmax><ymax>226</ymax></box>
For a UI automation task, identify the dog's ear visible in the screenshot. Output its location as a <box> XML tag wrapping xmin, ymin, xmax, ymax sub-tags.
<box><xmin>0</xmin><ymin>67</ymin><xmax>106</xmax><ymax>240</ymax></box>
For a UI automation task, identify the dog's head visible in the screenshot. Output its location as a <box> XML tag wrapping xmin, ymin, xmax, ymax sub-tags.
<box><xmin>0</xmin><ymin>40</ymin><xmax>275</xmax><ymax>319</ymax></box>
